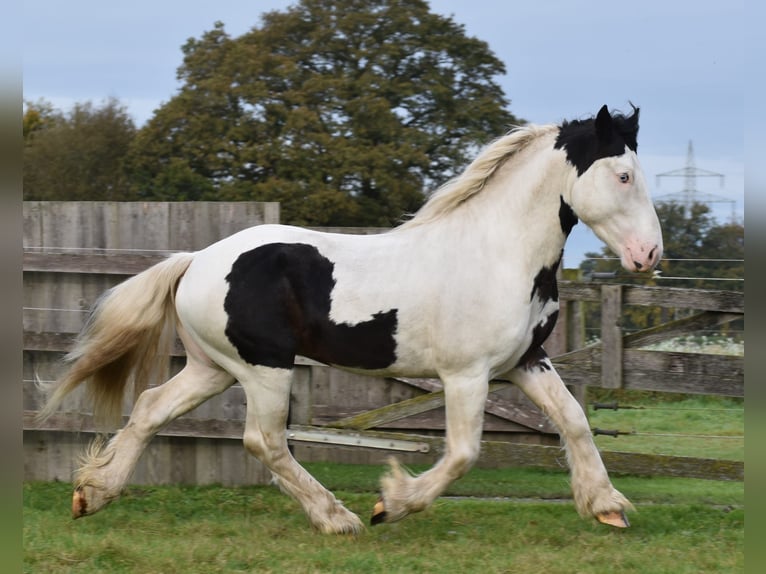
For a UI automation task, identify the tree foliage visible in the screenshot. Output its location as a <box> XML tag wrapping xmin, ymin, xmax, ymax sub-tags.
<box><xmin>23</xmin><ymin>98</ymin><xmax>137</xmax><ymax>201</ymax></box>
<box><xmin>126</xmin><ymin>0</ymin><xmax>518</xmax><ymax>226</ymax></box>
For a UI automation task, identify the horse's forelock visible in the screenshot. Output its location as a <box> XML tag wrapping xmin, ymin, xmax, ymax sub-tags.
<box><xmin>611</xmin><ymin>104</ymin><xmax>640</xmax><ymax>152</ymax></box>
<box><xmin>555</xmin><ymin>104</ymin><xmax>641</xmax><ymax>175</ymax></box>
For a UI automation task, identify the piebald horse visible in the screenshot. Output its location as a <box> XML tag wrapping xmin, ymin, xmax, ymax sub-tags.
<box><xmin>40</xmin><ymin>104</ymin><xmax>662</xmax><ymax>533</ymax></box>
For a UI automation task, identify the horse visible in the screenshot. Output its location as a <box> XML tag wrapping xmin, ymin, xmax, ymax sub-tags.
<box><xmin>39</xmin><ymin>104</ymin><xmax>662</xmax><ymax>534</ymax></box>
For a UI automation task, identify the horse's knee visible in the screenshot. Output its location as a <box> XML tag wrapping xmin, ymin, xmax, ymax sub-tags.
<box><xmin>448</xmin><ymin>444</ymin><xmax>480</xmax><ymax>478</ymax></box>
<box><xmin>560</xmin><ymin>408</ymin><xmax>593</xmax><ymax>442</ymax></box>
<box><xmin>243</xmin><ymin>429</ymin><xmax>266</xmax><ymax>458</ymax></box>
<box><xmin>243</xmin><ymin>428</ymin><xmax>287</xmax><ymax>464</ymax></box>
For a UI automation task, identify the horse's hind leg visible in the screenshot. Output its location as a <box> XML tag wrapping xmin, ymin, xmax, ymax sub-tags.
<box><xmin>237</xmin><ymin>366</ymin><xmax>364</xmax><ymax>534</ymax></box>
<box><xmin>508</xmin><ymin>361</ymin><xmax>633</xmax><ymax>528</ymax></box>
<box><xmin>72</xmin><ymin>357</ymin><xmax>234</xmax><ymax>518</ymax></box>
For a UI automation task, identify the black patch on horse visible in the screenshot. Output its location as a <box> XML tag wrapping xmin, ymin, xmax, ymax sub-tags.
<box><xmin>224</xmin><ymin>243</ymin><xmax>398</xmax><ymax>370</ymax></box>
<box><xmin>529</xmin><ymin>250</ymin><xmax>562</xmax><ymax>304</ymax></box>
<box><xmin>517</xmin><ymin>251</ymin><xmax>563</xmax><ymax>371</ymax></box>
<box><xmin>515</xmin><ymin>317</ymin><xmax>557</xmax><ymax>372</ymax></box>
<box><xmin>554</xmin><ymin>104</ymin><xmax>640</xmax><ymax>176</ymax></box>
<box><xmin>559</xmin><ymin>196</ymin><xmax>578</xmax><ymax>236</ymax></box>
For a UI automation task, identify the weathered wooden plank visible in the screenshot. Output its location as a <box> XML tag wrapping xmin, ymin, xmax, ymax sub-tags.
<box><xmin>289</xmin><ymin>366</ymin><xmax>313</xmax><ymax>426</ymax></box>
<box><xmin>623</xmin><ymin>370</ymin><xmax>744</xmax><ymax>397</ymax></box>
<box><xmin>24</xmin><ymin>330</ymin><xmax>187</xmax><ymax>356</ymax></box>
<box><xmin>24</xmin><ymin>410</ymin><xmax>246</xmax><ymax>440</ymax></box>
<box><xmin>558</xmin><ymin>281</ymin><xmax>744</xmax><ymax>313</ymax></box>
<box><xmin>24</xmin><ymin>430</ymin><xmax>270</xmax><ymax>486</ymax></box>
<box><xmin>327</xmin><ymin>391</ymin><xmax>450</xmax><ymax>430</ymax></box>
<box><xmin>328</xmin><ymin>383</ymin><xmax>508</xmax><ymax>430</ymax></box>
<box><xmin>482</xmin><ymin>440</ymin><xmax>743</xmax><ymax>481</ymax></box>
<box><xmin>391</xmin><ymin>376</ymin><xmax>442</xmax><ymax>393</ymax></box>
<box><xmin>599</xmin><ymin>450</ymin><xmax>743</xmax><ymax>481</ymax></box>
<box><xmin>23</xmin><ymin>251</ymin><xmax>168</xmax><ymax>275</ymax></box>
<box><xmin>393</xmin><ymin>376</ymin><xmax>555</xmax><ymax>433</ymax></box>
<box><xmin>623</xmin><ymin>349</ymin><xmax>744</xmax><ymax>378</ymax></box>
<box><xmin>558</xmin><ymin>282</ymin><xmax>601</xmax><ymax>302</ymax></box>
<box><xmin>622</xmin><ymin>350</ymin><xmax>744</xmax><ymax>396</ymax></box>
<box><xmin>622</xmin><ymin>311</ymin><xmax>742</xmax><ymax>349</ymax></box>
<box><xmin>600</xmin><ymin>285</ymin><xmax>623</xmax><ymax>389</ymax></box>
<box><xmin>481</xmin><ymin>397</ymin><xmax>556</xmax><ymax>433</ymax></box>
<box><xmin>24</xmin><ymin>331</ymin><xmax>78</xmax><ymax>352</ymax></box>
<box><xmin>311</xmin><ymin>406</ymin><xmax>534</xmax><ymax>433</ymax></box>
<box><xmin>622</xmin><ymin>284</ymin><xmax>744</xmax><ymax>313</ymax></box>
<box><xmin>554</xmin><ymin>350</ymin><xmax>744</xmax><ymax>396</ymax></box>
<box><xmin>23</xmin><ymin>201</ymin><xmax>280</xmax><ymax>251</ymax></box>
<box><xmin>553</xmin><ymin>311</ymin><xmax>742</xmax><ymax>369</ymax></box>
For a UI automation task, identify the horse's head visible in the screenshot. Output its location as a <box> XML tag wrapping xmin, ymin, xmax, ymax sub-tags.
<box><xmin>557</xmin><ymin>105</ymin><xmax>663</xmax><ymax>272</ymax></box>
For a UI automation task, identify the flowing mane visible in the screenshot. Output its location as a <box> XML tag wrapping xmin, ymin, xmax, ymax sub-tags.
<box><xmin>400</xmin><ymin>123</ymin><xmax>558</xmax><ymax>228</ymax></box>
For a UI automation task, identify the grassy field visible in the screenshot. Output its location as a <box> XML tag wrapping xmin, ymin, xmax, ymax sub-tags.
<box><xmin>24</xmin><ymin>463</ymin><xmax>744</xmax><ymax>573</ymax></box>
<box><xmin>588</xmin><ymin>394</ymin><xmax>744</xmax><ymax>460</ymax></box>
<box><xmin>24</xmin><ymin>393</ymin><xmax>744</xmax><ymax>573</ymax></box>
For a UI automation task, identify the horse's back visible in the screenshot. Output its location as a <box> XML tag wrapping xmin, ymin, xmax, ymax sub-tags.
<box><xmin>175</xmin><ymin>224</ymin><xmax>414</xmax><ymax>373</ymax></box>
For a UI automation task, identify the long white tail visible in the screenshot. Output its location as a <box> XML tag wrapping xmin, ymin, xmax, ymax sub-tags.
<box><xmin>37</xmin><ymin>252</ymin><xmax>196</xmax><ymax>427</ymax></box>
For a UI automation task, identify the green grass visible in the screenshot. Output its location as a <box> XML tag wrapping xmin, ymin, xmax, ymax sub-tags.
<box><xmin>587</xmin><ymin>395</ymin><xmax>744</xmax><ymax>460</ymax></box>
<box><xmin>301</xmin><ymin>462</ymin><xmax>744</xmax><ymax>507</ymax></box>
<box><xmin>24</xmin><ymin>467</ymin><xmax>744</xmax><ymax>574</ymax></box>
<box><xmin>24</xmin><ymin>395</ymin><xmax>744</xmax><ymax>572</ymax></box>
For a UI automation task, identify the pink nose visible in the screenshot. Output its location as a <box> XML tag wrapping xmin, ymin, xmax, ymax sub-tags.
<box><xmin>632</xmin><ymin>244</ymin><xmax>661</xmax><ymax>271</ymax></box>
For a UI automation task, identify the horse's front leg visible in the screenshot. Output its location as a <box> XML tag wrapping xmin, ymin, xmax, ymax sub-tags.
<box><xmin>371</xmin><ymin>368</ymin><xmax>489</xmax><ymax>524</ymax></box>
<box><xmin>507</xmin><ymin>360</ymin><xmax>633</xmax><ymax>527</ymax></box>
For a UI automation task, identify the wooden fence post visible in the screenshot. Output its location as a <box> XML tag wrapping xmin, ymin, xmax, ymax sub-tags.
<box><xmin>560</xmin><ymin>268</ymin><xmax>587</xmax><ymax>407</ymax></box>
<box><xmin>600</xmin><ymin>284</ymin><xmax>623</xmax><ymax>389</ymax></box>
<box><xmin>289</xmin><ymin>365</ymin><xmax>313</xmax><ymax>426</ymax></box>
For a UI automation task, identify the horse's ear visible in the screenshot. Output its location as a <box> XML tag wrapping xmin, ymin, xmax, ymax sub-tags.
<box><xmin>595</xmin><ymin>105</ymin><xmax>613</xmax><ymax>142</ymax></box>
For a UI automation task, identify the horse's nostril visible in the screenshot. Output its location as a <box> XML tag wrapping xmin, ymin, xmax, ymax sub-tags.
<box><xmin>633</xmin><ymin>260</ymin><xmax>643</xmax><ymax>271</ymax></box>
<box><xmin>648</xmin><ymin>246</ymin><xmax>657</xmax><ymax>262</ymax></box>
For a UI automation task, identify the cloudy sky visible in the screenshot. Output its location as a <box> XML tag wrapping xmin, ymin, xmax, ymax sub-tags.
<box><xmin>22</xmin><ymin>0</ymin><xmax>745</xmax><ymax>267</ymax></box>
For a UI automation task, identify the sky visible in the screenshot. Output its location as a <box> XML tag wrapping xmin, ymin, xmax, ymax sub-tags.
<box><xmin>22</xmin><ymin>0</ymin><xmax>745</xmax><ymax>267</ymax></box>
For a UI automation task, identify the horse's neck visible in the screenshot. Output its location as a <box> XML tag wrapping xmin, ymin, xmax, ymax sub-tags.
<box><xmin>454</xmin><ymin>140</ymin><xmax>573</xmax><ymax>268</ymax></box>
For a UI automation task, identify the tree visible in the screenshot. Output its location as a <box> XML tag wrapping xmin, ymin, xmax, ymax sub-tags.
<box><xmin>23</xmin><ymin>99</ymin><xmax>60</xmax><ymax>140</ymax></box>
<box><xmin>23</xmin><ymin>98</ymin><xmax>137</xmax><ymax>201</ymax></box>
<box><xmin>126</xmin><ymin>0</ymin><xmax>518</xmax><ymax>226</ymax></box>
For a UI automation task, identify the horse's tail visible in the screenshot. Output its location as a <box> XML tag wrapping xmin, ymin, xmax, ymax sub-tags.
<box><xmin>37</xmin><ymin>252</ymin><xmax>196</xmax><ymax>428</ymax></box>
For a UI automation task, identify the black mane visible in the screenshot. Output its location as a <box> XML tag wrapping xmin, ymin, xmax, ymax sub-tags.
<box><xmin>554</xmin><ymin>104</ymin><xmax>640</xmax><ymax>176</ymax></box>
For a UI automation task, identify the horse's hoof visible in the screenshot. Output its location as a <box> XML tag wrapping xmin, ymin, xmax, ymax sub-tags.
<box><xmin>370</xmin><ymin>497</ymin><xmax>387</xmax><ymax>525</ymax></box>
<box><xmin>72</xmin><ymin>487</ymin><xmax>88</xmax><ymax>519</ymax></box>
<box><xmin>596</xmin><ymin>510</ymin><xmax>630</xmax><ymax>528</ymax></box>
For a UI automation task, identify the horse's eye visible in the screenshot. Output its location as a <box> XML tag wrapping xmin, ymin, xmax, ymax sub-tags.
<box><xmin>619</xmin><ymin>173</ymin><xmax>630</xmax><ymax>184</ymax></box>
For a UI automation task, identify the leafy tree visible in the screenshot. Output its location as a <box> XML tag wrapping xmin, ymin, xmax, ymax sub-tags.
<box><xmin>23</xmin><ymin>99</ymin><xmax>60</xmax><ymax>140</ymax></box>
<box><xmin>23</xmin><ymin>98</ymin><xmax>137</xmax><ymax>201</ymax></box>
<box><xmin>126</xmin><ymin>0</ymin><xmax>518</xmax><ymax>226</ymax></box>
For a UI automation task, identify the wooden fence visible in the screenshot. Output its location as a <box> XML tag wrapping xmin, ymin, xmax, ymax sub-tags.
<box><xmin>23</xmin><ymin>202</ymin><xmax>744</xmax><ymax>486</ymax></box>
